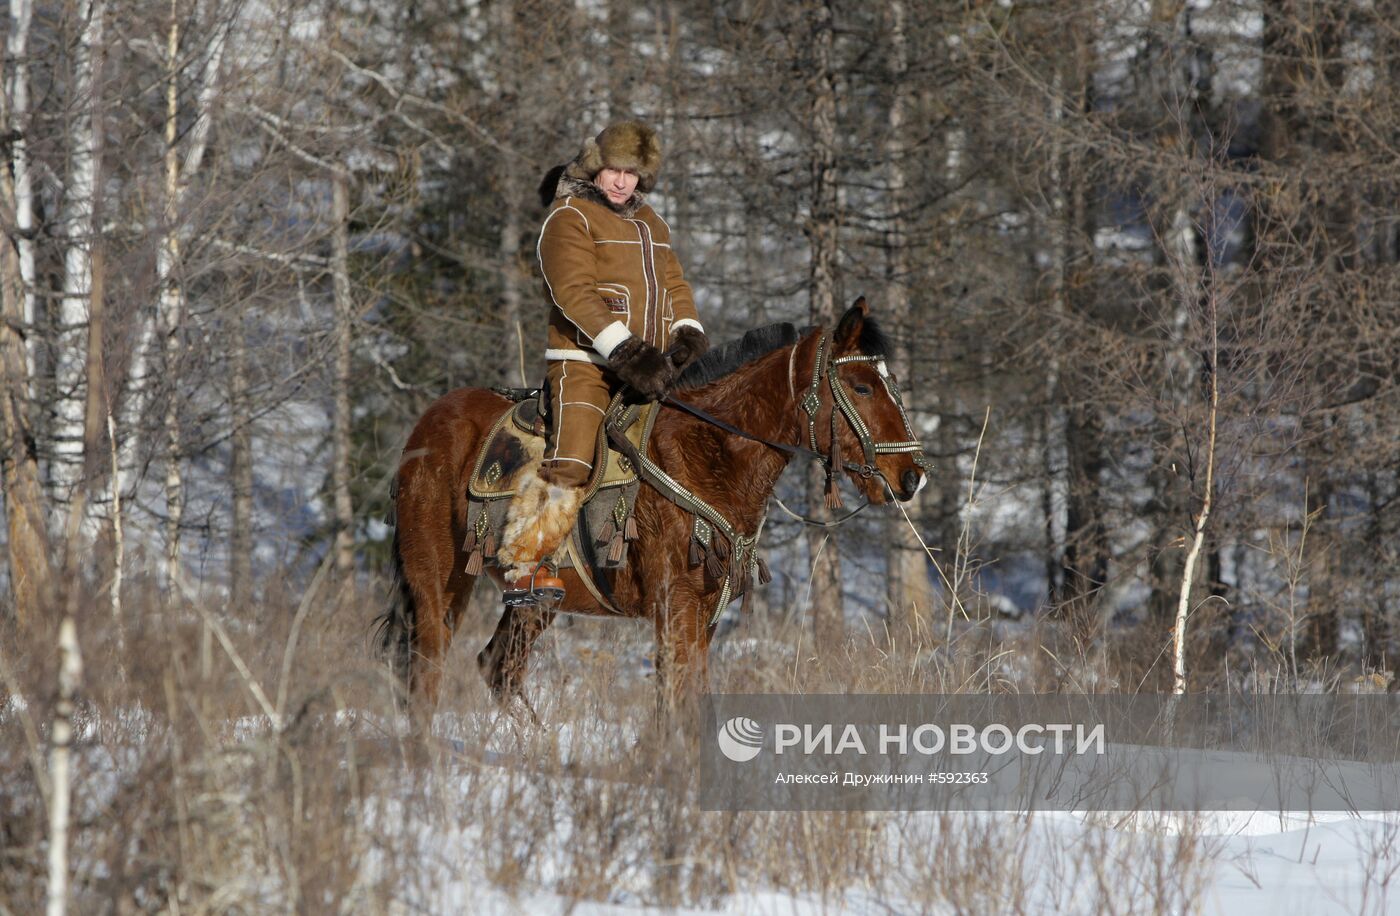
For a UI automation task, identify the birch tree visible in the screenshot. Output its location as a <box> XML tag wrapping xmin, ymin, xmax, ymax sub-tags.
<box><xmin>118</xmin><ymin>0</ymin><xmax>229</xmax><ymax>583</ymax></box>
<box><xmin>6</xmin><ymin>0</ymin><xmax>38</xmax><ymax>383</ymax></box>
<box><xmin>330</xmin><ymin>172</ymin><xmax>355</xmax><ymax>580</ymax></box>
<box><xmin>51</xmin><ymin>0</ymin><xmax>104</xmax><ymax>513</ymax></box>
<box><xmin>0</xmin><ymin>110</ymin><xmax>52</xmax><ymax>626</ymax></box>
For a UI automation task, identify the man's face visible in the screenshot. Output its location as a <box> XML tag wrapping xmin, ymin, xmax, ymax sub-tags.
<box><xmin>594</xmin><ymin>167</ymin><xmax>639</xmax><ymax>205</ymax></box>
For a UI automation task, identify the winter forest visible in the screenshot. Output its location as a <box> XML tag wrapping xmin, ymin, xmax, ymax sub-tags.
<box><xmin>5</xmin><ymin>0</ymin><xmax>1396</xmax><ymax>682</ymax></box>
<box><xmin>3</xmin><ymin>0</ymin><xmax>1400</xmax><ymax>912</ymax></box>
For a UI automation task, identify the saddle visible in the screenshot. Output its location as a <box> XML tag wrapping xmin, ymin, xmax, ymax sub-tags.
<box><xmin>461</xmin><ymin>392</ymin><xmax>661</xmax><ymax>610</ymax></box>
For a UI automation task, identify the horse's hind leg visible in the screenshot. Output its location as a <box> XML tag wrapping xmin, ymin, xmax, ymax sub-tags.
<box><xmin>397</xmin><ymin>480</ymin><xmax>474</xmax><ymax>725</ymax></box>
<box><xmin>477</xmin><ymin>603</ymin><xmax>556</xmax><ymax>708</ymax></box>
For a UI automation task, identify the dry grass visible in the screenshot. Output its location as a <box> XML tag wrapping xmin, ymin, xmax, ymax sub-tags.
<box><xmin>0</xmin><ymin>577</ymin><xmax>1390</xmax><ymax>914</ymax></box>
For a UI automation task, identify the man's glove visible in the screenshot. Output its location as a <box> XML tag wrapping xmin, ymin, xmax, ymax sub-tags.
<box><xmin>608</xmin><ymin>336</ymin><xmax>674</xmax><ymax>402</ymax></box>
<box><xmin>666</xmin><ymin>326</ymin><xmax>710</xmax><ymax>376</ymax></box>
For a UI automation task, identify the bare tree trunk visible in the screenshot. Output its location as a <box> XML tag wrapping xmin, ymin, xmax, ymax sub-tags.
<box><xmin>160</xmin><ymin>0</ymin><xmax>184</xmax><ymax>580</ymax></box>
<box><xmin>499</xmin><ymin>169</ymin><xmax>526</xmax><ymax>386</ymax></box>
<box><xmin>53</xmin><ymin>0</ymin><xmax>105</xmax><ymax>511</ymax></box>
<box><xmin>1146</xmin><ymin>1</ymin><xmax>1210</xmax><ymax>630</ymax></box>
<box><xmin>1061</xmin><ymin>403</ymin><xmax>1108</xmax><ymax>633</ymax></box>
<box><xmin>1172</xmin><ymin>287</ymin><xmax>1218</xmax><ymax>695</ymax></box>
<box><xmin>1149</xmin><ymin>206</ymin><xmax>1202</xmax><ymax>626</ymax></box>
<box><xmin>230</xmin><ymin>313</ymin><xmax>253</xmax><ymax>609</ymax></box>
<box><xmin>490</xmin><ymin>0</ymin><xmax>526</xmax><ymax>388</ymax></box>
<box><xmin>1303</xmin><ymin>434</ymin><xmax>1337</xmax><ymax>660</ymax></box>
<box><xmin>933</xmin><ymin>114</ymin><xmax>966</xmax><ymax>618</ymax></box>
<box><xmin>1047</xmin><ymin>31</ymin><xmax>1108</xmax><ymax>646</ymax></box>
<box><xmin>881</xmin><ymin>0</ymin><xmax>935</xmax><ymax>644</ymax></box>
<box><xmin>331</xmin><ymin>172</ymin><xmax>355</xmax><ymax>581</ymax></box>
<box><xmin>44</xmin><ymin>613</ymin><xmax>81</xmax><ymax>916</ymax></box>
<box><xmin>6</xmin><ymin>0</ymin><xmax>37</xmax><ymax>383</ymax></box>
<box><xmin>72</xmin><ymin>241</ymin><xmax>108</xmax><ymax>590</ymax></box>
<box><xmin>805</xmin><ymin>0</ymin><xmax>844</xmax><ymax>653</ymax></box>
<box><xmin>0</xmin><ymin>143</ymin><xmax>51</xmax><ymax>626</ymax></box>
<box><xmin>106</xmin><ymin>410</ymin><xmax>121</xmax><ymax>624</ymax></box>
<box><xmin>1361</xmin><ymin>473</ymin><xmax>1392</xmax><ymax>672</ymax></box>
<box><xmin>0</xmin><ymin>34</ymin><xmax>50</xmax><ymax>624</ymax></box>
<box><xmin>118</xmin><ymin>2</ymin><xmax>227</xmax><ymax>519</ymax></box>
<box><xmin>603</xmin><ymin>0</ymin><xmax>633</xmax><ymax>119</ymax></box>
<box><xmin>1042</xmin><ymin>63</ymin><xmax>1071</xmax><ymax>611</ymax></box>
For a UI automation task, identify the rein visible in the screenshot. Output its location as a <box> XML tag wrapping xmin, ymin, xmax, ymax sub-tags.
<box><xmin>661</xmin><ymin>395</ymin><xmax>828</xmax><ymax>467</ymax></box>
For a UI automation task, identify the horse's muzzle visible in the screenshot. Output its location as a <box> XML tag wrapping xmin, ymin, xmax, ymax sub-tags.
<box><xmin>899</xmin><ymin>468</ymin><xmax>924</xmax><ymax>501</ymax></box>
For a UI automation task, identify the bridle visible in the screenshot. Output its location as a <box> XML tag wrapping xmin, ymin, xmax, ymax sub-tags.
<box><xmin>665</xmin><ymin>330</ymin><xmax>929</xmax><ymax>509</ymax></box>
<box><xmin>798</xmin><ymin>332</ymin><xmax>928</xmax><ymax>498</ymax></box>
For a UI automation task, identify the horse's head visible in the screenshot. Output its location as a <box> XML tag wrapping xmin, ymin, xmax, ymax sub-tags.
<box><xmin>816</xmin><ymin>297</ymin><xmax>928</xmax><ymax>505</ymax></box>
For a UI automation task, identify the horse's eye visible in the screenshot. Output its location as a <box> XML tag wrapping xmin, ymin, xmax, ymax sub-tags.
<box><xmin>852</xmin><ymin>383</ymin><xmax>873</xmax><ymax>397</ymax></box>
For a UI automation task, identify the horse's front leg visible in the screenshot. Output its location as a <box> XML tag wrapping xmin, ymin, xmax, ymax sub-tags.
<box><xmin>652</xmin><ymin>599</ymin><xmax>714</xmax><ymax>724</ymax></box>
<box><xmin>477</xmin><ymin>602</ymin><xmax>556</xmax><ymax>710</ymax></box>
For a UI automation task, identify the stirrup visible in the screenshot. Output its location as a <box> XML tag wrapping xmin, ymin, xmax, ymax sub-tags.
<box><xmin>502</xmin><ymin>566</ymin><xmax>566</xmax><ymax>609</ymax></box>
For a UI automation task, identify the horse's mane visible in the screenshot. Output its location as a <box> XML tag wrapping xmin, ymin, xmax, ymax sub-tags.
<box><xmin>674</xmin><ymin>322</ymin><xmax>803</xmax><ymax>389</ymax></box>
<box><xmin>674</xmin><ymin>315</ymin><xmax>892</xmax><ymax>390</ymax></box>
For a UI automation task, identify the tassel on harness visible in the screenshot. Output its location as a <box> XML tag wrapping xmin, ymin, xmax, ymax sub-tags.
<box><xmin>705</xmin><ymin>546</ymin><xmax>727</xmax><ymax>580</ymax></box>
<box><xmin>825</xmin><ymin>411</ymin><xmax>845</xmax><ymax>510</ymax></box>
<box><xmin>607</xmin><ymin>530</ymin><xmax>627</xmax><ymax>563</ymax></box>
<box><xmin>464</xmin><ymin>544</ymin><xmax>484</xmax><ymax>577</ymax></box>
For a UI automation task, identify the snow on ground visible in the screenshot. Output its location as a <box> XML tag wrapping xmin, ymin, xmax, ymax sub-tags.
<box><xmin>174</xmin><ymin>698</ymin><xmax>1400</xmax><ymax>914</ymax></box>
<box><xmin>436</xmin><ymin>805</ymin><xmax>1400</xmax><ymax>915</ymax></box>
<box><xmin>1199</xmin><ymin>815</ymin><xmax>1399</xmax><ymax>915</ymax></box>
<box><xmin>395</xmin><ymin>713</ymin><xmax>1400</xmax><ymax>915</ymax></box>
<box><xmin>22</xmin><ymin>694</ymin><xmax>1397</xmax><ymax>915</ymax></box>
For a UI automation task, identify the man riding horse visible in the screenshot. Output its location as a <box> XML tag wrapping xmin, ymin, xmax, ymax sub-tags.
<box><xmin>497</xmin><ymin>120</ymin><xmax>709</xmax><ymax>602</ymax></box>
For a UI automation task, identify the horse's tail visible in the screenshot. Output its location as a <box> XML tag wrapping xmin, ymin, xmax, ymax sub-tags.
<box><xmin>373</xmin><ymin>525</ymin><xmax>415</xmax><ymax>691</ymax></box>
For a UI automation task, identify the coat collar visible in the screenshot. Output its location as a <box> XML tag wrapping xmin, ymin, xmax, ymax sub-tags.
<box><xmin>554</xmin><ymin>172</ymin><xmax>645</xmax><ymax>219</ymax></box>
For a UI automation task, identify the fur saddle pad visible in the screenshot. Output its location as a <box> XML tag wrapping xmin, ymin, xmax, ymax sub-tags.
<box><xmin>461</xmin><ymin>397</ymin><xmax>659</xmax><ymax>587</ymax></box>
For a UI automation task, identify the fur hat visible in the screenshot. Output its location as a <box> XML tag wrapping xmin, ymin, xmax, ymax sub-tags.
<box><xmin>563</xmin><ymin>120</ymin><xmax>662</xmax><ymax>193</ymax></box>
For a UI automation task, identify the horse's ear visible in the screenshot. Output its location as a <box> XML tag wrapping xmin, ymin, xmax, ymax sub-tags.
<box><xmin>834</xmin><ymin>297</ymin><xmax>870</xmax><ymax>348</ymax></box>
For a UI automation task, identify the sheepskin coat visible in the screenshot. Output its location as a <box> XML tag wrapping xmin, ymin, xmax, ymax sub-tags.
<box><xmin>538</xmin><ymin>176</ymin><xmax>702</xmax><ymax>365</ymax></box>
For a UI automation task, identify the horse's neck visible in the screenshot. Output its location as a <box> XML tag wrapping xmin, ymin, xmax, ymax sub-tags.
<box><xmin>664</xmin><ymin>341</ymin><xmax>809</xmax><ymax>531</ymax></box>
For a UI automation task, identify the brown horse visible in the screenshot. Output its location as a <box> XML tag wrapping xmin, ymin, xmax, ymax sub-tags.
<box><xmin>377</xmin><ymin>299</ymin><xmax>926</xmax><ymax>720</ymax></box>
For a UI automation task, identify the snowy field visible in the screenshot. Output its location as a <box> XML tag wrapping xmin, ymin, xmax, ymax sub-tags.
<box><xmin>387</xmin><ymin>714</ymin><xmax>1400</xmax><ymax>916</ymax></box>
<box><xmin>453</xmin><ymin>810</ymin><xmax>1400</xmax><ymax>916</ymax></box>
<box><xmin>3</xmin><ymin>610</ymin><xmax>1398</xmax><ymax>914</ymax></box>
